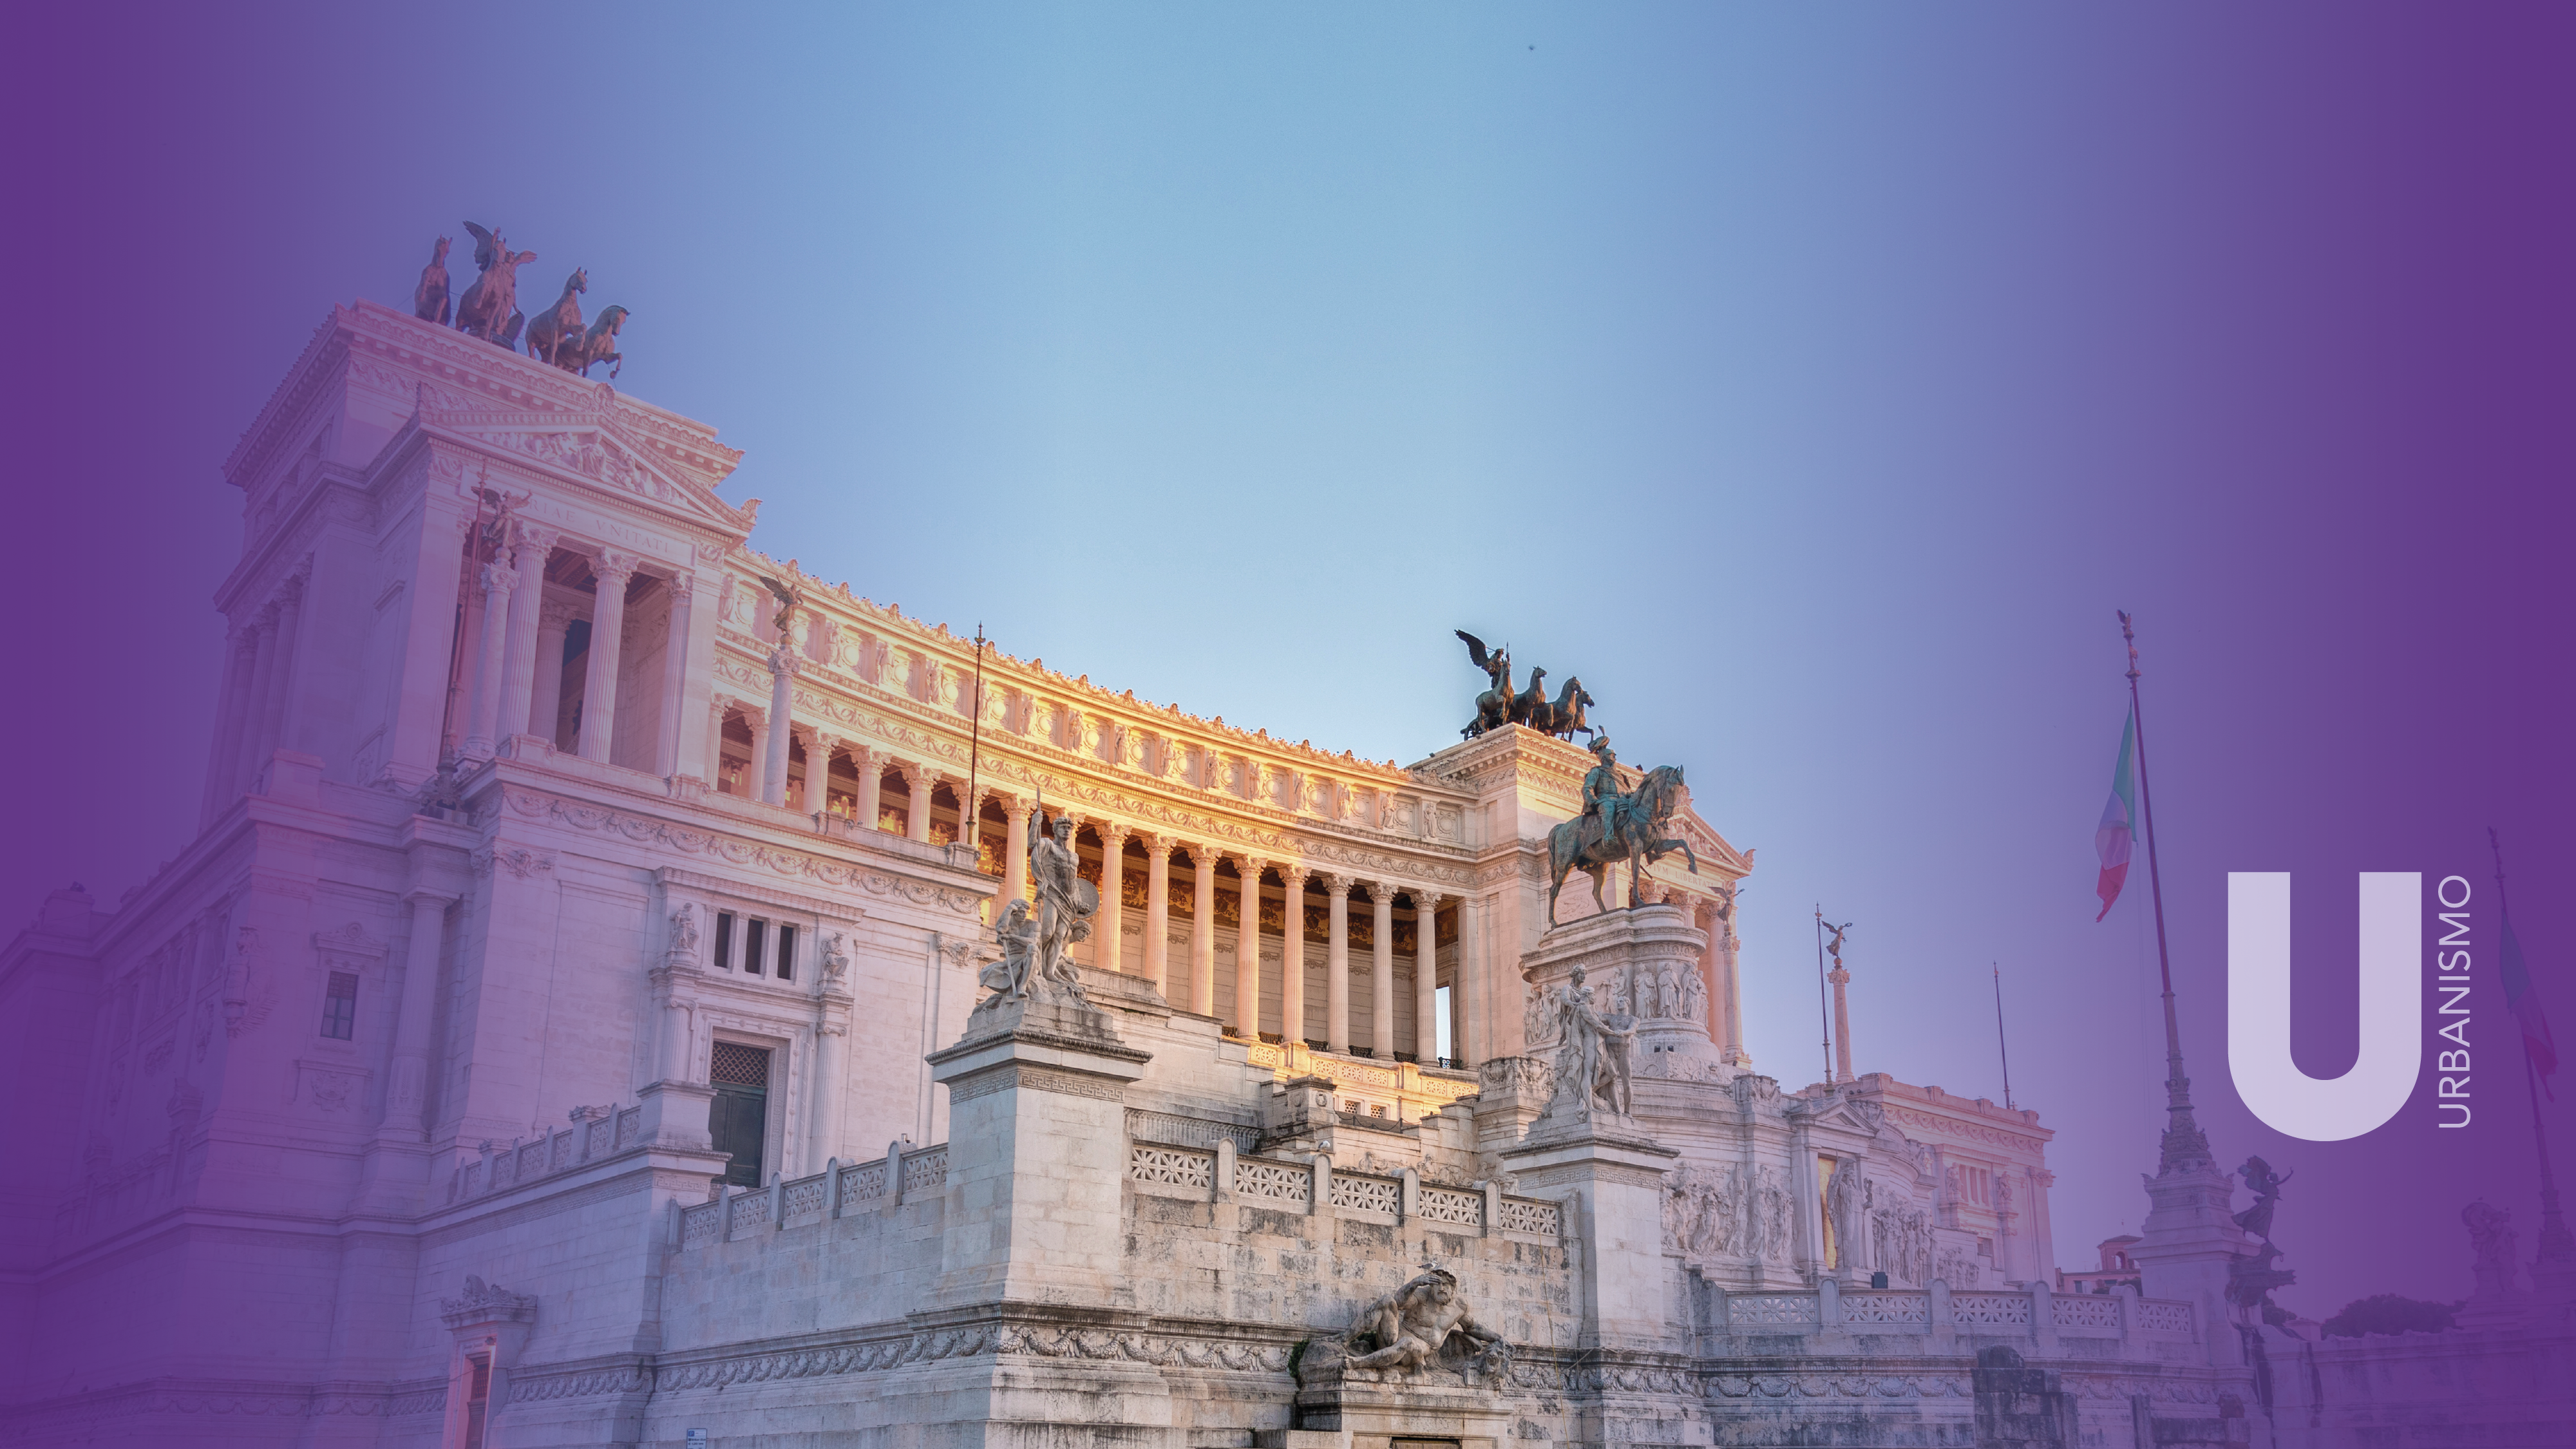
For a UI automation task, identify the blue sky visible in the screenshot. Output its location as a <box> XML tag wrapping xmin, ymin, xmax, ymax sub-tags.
<box><xmin>8</xmin><ymin>4</ymin><xmax>2570</xmax><ymax>1305</ymax></box>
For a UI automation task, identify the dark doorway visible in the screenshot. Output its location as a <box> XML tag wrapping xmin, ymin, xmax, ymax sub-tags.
<box><xmin>708</xmin><ymin>1041</ymin><xmax>772</xmax><ymax>1187</ymax></box>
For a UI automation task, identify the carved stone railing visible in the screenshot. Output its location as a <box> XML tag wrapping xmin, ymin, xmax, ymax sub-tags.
<box><xmin>1705</xmin><ymin>1283</ymin><xmax>2195</xmax><ymax>1358</ymax></box>
<box><xmin>1116</xmin><ymin>1141</ymin><xmax>1560</xmax><ymax>1240</ymax></box>
<box><xmin>673</xmin><ymin>1142</ymin><xmax>949</xmax><ymax>1249</ymax></box>
<box><xmin>1125</xmin><ymin>1106</ymin><xmax>1258</xmax><ymax>1154</ymax></box>
<box><xmin>448</xmin><ymin>1105</ymin><xmax>642</xmax><ymax>1204</ymax></box>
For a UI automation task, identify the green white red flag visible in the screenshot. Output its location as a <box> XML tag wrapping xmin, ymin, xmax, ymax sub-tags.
<box><xmin>2501</xmin><ymin>906</ymin><xmax>2558</xmax><ymax>1099</ymax></box>
<box><xmin>2094</xmin><ymin>707</ymin><xmax>2137</xmax><ymax>921</ymax></box>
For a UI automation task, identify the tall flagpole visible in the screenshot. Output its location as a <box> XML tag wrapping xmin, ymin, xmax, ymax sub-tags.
<box><xmin>2124</xmin><ymin>611</ymin><xmax>2212</xmax><ymax>1172</ymax></box>
<box><xmin>1814</xmin><ymin>907</ymin><xmax>1835</xmax><ymax>1085</ymax></box>
<box><xmin>1993</xmin><ymin>963</ymin><xmax>2016</xmax><ymax>1112</ymax></box>
<box><xmin>2492</xmin><ymin>828</ymin><xmax>2575</xmax><ymax>1282</ymax></box>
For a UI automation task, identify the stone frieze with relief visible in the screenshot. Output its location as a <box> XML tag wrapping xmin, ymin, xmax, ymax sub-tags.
<box><xmin>498</xmin><ymin>787</ymin><xmax>981</xmax><ymax>913</ymax></box>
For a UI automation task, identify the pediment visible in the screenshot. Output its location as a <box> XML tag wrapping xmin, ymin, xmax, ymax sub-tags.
<box><xmin>433</xmin><ymin>410</ymin><xmax>750</xmax><ymax>535</ymax></box>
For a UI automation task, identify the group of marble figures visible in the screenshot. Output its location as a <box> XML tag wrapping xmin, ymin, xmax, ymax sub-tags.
<box><xmin>412</xmin><ymin>223</ymin><xmax>627</xmax><ymax>380</ymax></box>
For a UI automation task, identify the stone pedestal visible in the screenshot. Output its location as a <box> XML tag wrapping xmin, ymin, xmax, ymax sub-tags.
<box><xmin>1287</xmin><ymin>1356</ymin><xmax>1512</xmax><ymax>1449</ymax></box>
<box><xmin>2130</xmin><ymin>1159</ymin><xmax>2250</xmax><ymax>1369</ymax></box>
<box><xmin>1522</xmin><ymin>904</ymin><xmax>1723</xmax><ymax>1082</ymax></box>
<box><xmin>886</xmin><ymin>989</ymin><xmax>1173</xmax><ymax>1446</ymax></box>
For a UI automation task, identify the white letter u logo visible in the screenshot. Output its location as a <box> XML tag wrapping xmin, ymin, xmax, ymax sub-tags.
<box><xmin>2228</xmin><ymin>873</ymin><xmax>2420</xmax><ymax>1142</ymax></box>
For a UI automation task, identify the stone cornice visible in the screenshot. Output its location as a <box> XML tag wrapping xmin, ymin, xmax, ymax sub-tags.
<box><xmin>650</xmin><ymin>866</ymin><xmax>866</xmax><ymax>924</ymax></box>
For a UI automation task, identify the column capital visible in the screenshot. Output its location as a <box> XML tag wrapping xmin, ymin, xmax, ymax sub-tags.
<box><xmin>513</xmin><ymin>522</ymin><xmax>562</xmax><ymax>559</ymax></box>
<box><xmin>1093</xmin><ymin>818</ymin><xmax>1131</xmax><ymax>847</ymax></box>
<box><xmin>591</xmin><ymin>547</ymin><xmax>641</xmax><ymax>585</ymax></box>
<box><xmin>799</xmin><ymin>725</ymin><xmax>838</xmax><ymax>751</ymax></box>
<box><xmin>1321</xmin><ymin>873</ymin><xmax>1353</xmax><ymax>896</ymax></box>
<box><xmin>1137</xmin><ymin>832</ymin><xmax>1176</xmax><ymax>858</ymax></box>
<box><xmin>479</xmin><ymin>561</ymin><xmax>519</xmax><ymax>598</ymax></box>
<box><xmin>735</xmin><ymin>701</ymin><xmax>768</xmax><ymax>730</ymax></box>
<box><xmin>890</xmin><ymin>757</ymin><xmax>925</xmax><ymax>786</ymax></box>
<box><xmin>1365</xmin><ymin>880</ymin><xmax>1396</xmax><ymax>906</ymax></box>
<box><xmin>767</xmin><ymin>645</ymin><xmax>799</xmax><ymax>678</ymax></box>
<box><xmin>1410</xmin><ymin>889</ymin><xmax>1444</xmax><ymax>912</ymax></box>
<box><xmin>539</xmin><ymin>596</ymin><xmax>579</xmax><ymax>630</ymax></box>
<box><xmin>664</xmin><ymin>570</ymin><xmax>698</xmax><ymax>602</ymax></box>
<box><xmin>1277</xmin><ymin>860</ymin><xmax>1311</xmax><ymax>887</ymax></box>
<box><xmin>1235</xmin><ymin>854</ymin><xmax>1267</xmax><ymax>881</ymax></box>
<box><xmin>1188</xmin><ymin>842</ymin><xmax>1220</xmax><ymax>870</ymax></box>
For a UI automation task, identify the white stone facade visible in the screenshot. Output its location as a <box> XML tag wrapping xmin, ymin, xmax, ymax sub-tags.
<box><xmin>0</xmin><ymin>299</ymin><xmax>2262</xmax><ymax>1448</ymax></box>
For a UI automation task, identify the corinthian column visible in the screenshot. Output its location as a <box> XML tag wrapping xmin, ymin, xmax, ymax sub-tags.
<box><xmin>1191</xmin><ymin>847</ymin><xmax>1218</xmax><ymax>1016</ymax></box>
<box><xmin>851</xmin><ymin>746</ymin><xmax>881</xmax><ymax>829</ymax></box>
<box><xmin>1232</xmin><ymin>856</ymin><xmax>1267</xmax><ymax>1035</ymax></box>
<box><xmin>1280</xmin><ymin>866</ymin><xmax>1309</xmax><ymax>1047</ymax></box>
<box><xmin>1368</xmin><ymin>882</ymin><xmax>1396</xmax><ymax>1059</ymax></box>
<box><xmin>578</xmin><ymin>551</ymin><xmax>639</xmax><ymax>762</ymax></box>
<box><xmin>494</xmin><ymin>524</ymin><xmax>555</xmax><ymax>748</ymax></box>
<box><xmin>1001</xmin><ymin>796</ymin><xmax>1030</xmax><ymax>902</ymax></box>
<box><xmin>1142</xmin><ymin>835</ymin><xmax>1173</xmax><ymax>996</ymax></box>
<box><xmin>1457</xmin><ymin>893</ymin><xmax>1484</xmax><ymax>1067</ymax></box>
<box><xmin>462</xmin><ymin>561</ymin><xmax>518</xmax><ymax>759</ymax></box>
<box><xmin>656</xmin><ymin>571</ymin><xmax>697</xmax><ymax>776</ymax></box>
<box><xmin>1412</xmin><ymin>892</ymin><xmax>1443</xmax><ymax>1063</ymax></box>
<box><xmin>532</xmin><ymin>598</ymin><xmax>575</xmax><ymax>743</ymax></box>
<box><xmin>1096</xmin><ymin>822</ymin><xmax>1129</xmax><ymax>972</ymax></box>
<box><xmin>1324</xmin><ymin>875</ymin><xmax>1352</xmax><ymax>1053</ymax></box>
<box><xmin>902</xmin><ymin>762</ymin><xmax>932</xmax><ymax>842</ymax></box>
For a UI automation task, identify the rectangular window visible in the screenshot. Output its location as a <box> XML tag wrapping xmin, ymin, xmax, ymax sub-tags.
<box><xmin>461</xmin><ymin>1353</ymin><xmax>491</xmax><ymax>1449</ymax></box>
<box><xmin>744</xmin><ymin>918</ymin><xmax>767</xmax><ymax>977</ymax></box>
<box><xmin>319</xmin><ymin>971</ymin><xmax>357</xmax><ymax>1039</ymax></box>
<box><xmin>775</xmin><ymin>924</ymin><xmax>797</xmax><ymax>981</ymax></box>
<box><xmin>714</xmin><ymin>911</ymin><xmax>735</xmax><ymax>969</ymax></box>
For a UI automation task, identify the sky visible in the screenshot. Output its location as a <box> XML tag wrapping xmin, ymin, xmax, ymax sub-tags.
<box><xmin>6</xmin><ymin>3</ymin><xmax>2573</xmax><ymax>1313</ymax></box>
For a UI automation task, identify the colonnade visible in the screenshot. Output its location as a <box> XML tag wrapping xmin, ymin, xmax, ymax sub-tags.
<box><xmin>456</xmin><ymin>524</ymin><xmax>697</xmax><ymax>774</ymax></box>
<box><xmin>201</xmin><ymin>565</ymin><xmax>310</xmax><ymax>826</ymax></box>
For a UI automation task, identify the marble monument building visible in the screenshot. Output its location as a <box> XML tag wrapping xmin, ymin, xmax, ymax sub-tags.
<box><xmin>1</xmin><ymin>289</ymin><xmax>2271</xmax><ymax>1447</ymax></box>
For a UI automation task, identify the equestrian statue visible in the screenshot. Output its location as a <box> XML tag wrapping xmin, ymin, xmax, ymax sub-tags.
<box><xmin>1546</xmin><ymin>735</ymin><xmax>1697</xmax><ymax>922</ymax></box>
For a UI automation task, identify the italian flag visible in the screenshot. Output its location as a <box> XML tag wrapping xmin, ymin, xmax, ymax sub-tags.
<box><xmin>2094</xmin><ymin>708</ymin><xmax>2137</xmax><ymax>921</ymax></box>
<box><xmin>2501</xmin><ymin>907</ymin><xmax>2559</xmax><ymax>1099</ymax></box>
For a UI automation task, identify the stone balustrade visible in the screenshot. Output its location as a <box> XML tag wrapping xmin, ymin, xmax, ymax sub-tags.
<box><xmin>1118</xmin><ymin>1139</ymin><xmax>1563</xmax><ymax>1239</ymax></box>
<box><xmin>676</xmin><ymin>1142</ymin><xmax>951</xmax><ymax>1247</ymax></box>
<box><xmin>1701</xmin><ymin>1280</ymin><xmax>2196</xmax><ymax>1357</ymax></box>
<box><xmin>446</xmin><ymin>1104</ymin><xmax>643</xmax><ymax>1204</ymax></box>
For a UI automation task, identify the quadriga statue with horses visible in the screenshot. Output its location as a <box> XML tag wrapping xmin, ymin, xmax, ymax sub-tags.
<box><xmin>1547</xmin><ymin>735</ymin><xmax>1697</xmax><ymax>923</ymax></box>
<box><xmin>420</xmin><ymin>227</ymin><xmax>630</xmax><ymax>378</ymax></box>
<box><xmin>1454</xmin><ymin>629</ymin><xmax>1597</xmax><ymax>741</ymax></box>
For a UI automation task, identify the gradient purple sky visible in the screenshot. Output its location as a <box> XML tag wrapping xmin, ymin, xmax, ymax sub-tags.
<box><xmin>6</xmin><ymin>3</ymin><xmax>2571</xmax><ymax>1311</ymax></box>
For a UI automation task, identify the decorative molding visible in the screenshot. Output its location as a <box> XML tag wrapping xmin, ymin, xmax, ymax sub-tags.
<box><xmin>500</xmin><ymin>788</ymin><xmax>981</xmax><ymax>914</ymax></box>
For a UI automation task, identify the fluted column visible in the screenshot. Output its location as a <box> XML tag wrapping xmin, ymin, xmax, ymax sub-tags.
<box><xmin>1324</xmin><ymin>875</ymin><xmax>1352</xmax><ymax>1053</ymax></box>
<box><xmin>1280</xmin><ymin>866</ymin><xmax>1309</xmax><ymax>1046</ymax></box>
<box><xmin>578</xmin><ymin>551</ymin><xmax>639</xmax><ymax>762</ymax></box>
<box><xmin>461</xmin><ymin>560</ymin><xmax>517</xmax><ymax>758</ymax></box>
<box><xmin>1721</xmin><ymin>916</ymin><xmax>1749</xmax><ymax>1066</ymax></box>
<box><xmin>1096</xmin><ymin>823</ymin><xmax>1129</xmax><ymax>972</ymax></box>
<box><xmin>740</xmin><ymin>705</ymin><xmax>770</xmax><ymax>803</ymax></box>
<box><xmin>1698</xmin><ymin>904</ymin><xmax>1727</xmax><ymax>1046</ymax></box>
<box><xmin>1368</xmin><ymin>882</ymin><xmax>1396</xmax><ymax>1059</ymax></box>
<box><xmin>851</xmin><ymin>746</ymin><xmax>881</xmax><ymax>830</ymax></box>
<box><xmin>1830</xmin><ymin>963</ymin><xmax>1853</xmax><ymax>1084</ymax></box>
<box><xmin>232</xmin><ymin>609</ymin><xmax>279</xmax><ymax>791</ymax></box>
<box><xmin>901</xmin><ymin>762</ymin><xmax>932</xmax><ymax>842</ymax></box>
<box><xmin>1412</xmin><ymin>893</ymin><xmax>1443</xmax><ymax>1063</ymax></box>
<box><xmin>759</xmin><ymin>646</ymin><xmax>796</xmax><ymax>803</ymax></box>
<box><xmin>810</xmin><ymin>1018</ymin><xmax>848</xmax><ymax>1167</ymax></box>
<box><xmin>1142</xmin><ymin>835</ymin><xmax>1174</xmax><ymax>996</ymax></box>
<box><xmin>1191</xmin><ymin>847</ymin><xmax>1218</xmax><ymax>1016</ymax></box>
<box><xmin>386</xmin><ymin>889</ymin><xmax>457</xmax><ymax>1139</ymax></box>
<box><xmin>705</xmin><ymin>697</ymin><xmax>732</xmax><ymax>787</ymax></box>
<box><xmin>255</xmin><ymin>574</ymin><xmax>307</xmax><ymax>766</ymax></box>
<box><xmin>803</xmin><ymin>732</ymin><xmax>839</xmax><ymax>814</ymax></box>
<box><xmin>1001</xmin><ymin>797</ymin><xmax>1030</xmax><ymax>901</ymax></box>
<box><xmin>1457</xmin><ymin>893</ymin><xmax>1485</xmax><ymax>1067</ymax></box>
<box><xmin>200</xmin><ymin>625</ymin><xmax>256</xmax><ymax>821</ymax></box>
<box><xmin>494</xmin><ymin>525</ymin><xmax>554</xmax><ymax>749</ymax></box>
<box><xmin>1232</xmin><ymin>856</ymin><xmax>1267</xmax><ymax>1035</ymax></box>
<box><xmin>533</xmin><ymin>598</ymin><xmax>576</xmax><ymax>743</ymax></box>
<box><xmin>655</xmin><ymin>571</ymin><xmax>697</xmax><ymax>776</ymax></box>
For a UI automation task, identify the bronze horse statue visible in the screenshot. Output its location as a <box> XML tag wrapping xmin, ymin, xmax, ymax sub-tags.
<box><xmin>1530</xmin><ymin>676</ymin><xmax>1595</xmax><ymax>739</ymax></box>
<box><xmin>1546</xmin><ymin>764</ymin><xmax>1697</xmax><ymax>922</ymax></box>
<box><xmin>454</xmin><ymin>221</ymin><xmax>536</xmax><ymax>346</ymax></box>
<box><xmin>564</xmin><ymin>305</ymin><xmax>628</xmax><ymax>379</ymax></box>
<box><xmin>525</xmin><ymin>267</ymin><xmax>588</xmax><ymax>366</ymax></box>
<box><xmin>1456</xmin><ymin>630</ymin><xmax>1513</xmax><ymax>738</ymax></box>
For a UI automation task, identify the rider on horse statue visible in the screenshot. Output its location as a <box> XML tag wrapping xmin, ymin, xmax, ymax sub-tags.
<box><xmin>1580</xmin><ymin>735</ymin><xmax>1627</xmax><ymax>848</ymax></box>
